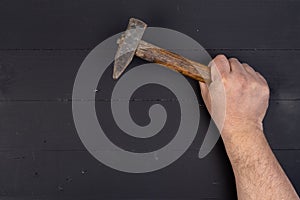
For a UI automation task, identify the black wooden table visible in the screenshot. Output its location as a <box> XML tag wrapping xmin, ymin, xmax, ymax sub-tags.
<box><xmin>0</xmin><ymin>0</ymin><xmax>299</xmax><ymax>199</ymax></box>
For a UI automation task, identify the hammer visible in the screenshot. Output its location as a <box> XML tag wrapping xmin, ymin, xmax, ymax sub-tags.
<box><xmin>113</xmin><ymin>18</ymin><xmax>211</xmax><ymax>83</ymax></box>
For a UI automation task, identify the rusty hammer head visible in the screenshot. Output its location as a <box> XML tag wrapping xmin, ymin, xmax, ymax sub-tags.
<box><xmin>113</xmin><ymin>18</ymin><xmax>147</xmax><ymax>79</ymax></box>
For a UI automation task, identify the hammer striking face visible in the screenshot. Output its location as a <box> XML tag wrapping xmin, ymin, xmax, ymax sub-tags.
<box><xmin>113</xmin><ymin>18</ymin><xmax>211</xmax><ymax>83</ymax></box>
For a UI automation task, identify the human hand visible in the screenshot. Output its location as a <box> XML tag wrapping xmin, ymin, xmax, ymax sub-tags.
<box><xmin>199</xmin><ymin>55</ymin><xmax>270</xmax><ymax>138</ymax></box>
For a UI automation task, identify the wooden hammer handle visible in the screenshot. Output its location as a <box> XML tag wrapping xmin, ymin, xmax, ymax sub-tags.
<box><xmin>136</xmin><ymin>40</ymin><xmax>211</xmax><ymax>83</ymax></box>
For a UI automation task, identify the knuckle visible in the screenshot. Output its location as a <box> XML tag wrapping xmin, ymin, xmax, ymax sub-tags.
<box><xmin>229</xmin><ymin>57</ymin><xmax>238</xmax><ymax>62</ymax></box>
<box><xmin>243</xmin><ymin>63</ymin><xmax>252</xmax><ymax>70</ymax></box>
<box><xmin>242</xmin><ymin>63</ymin><xmax>248</xmax><ymax>68</ymax></box>
<box><xmin>228</xmin><ymin>58</ymin><xmax>237</xmax><ymax>65</ymax></box>
<box><xmin>215</xmin><ymin>54</ymin><xmax>227</xmax><ymax>62</ymax></box>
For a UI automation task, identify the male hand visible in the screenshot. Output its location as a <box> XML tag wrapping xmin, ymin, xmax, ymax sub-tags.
<box><xmin>199</xmin><ymin>55</ymin><xmax>270</xmax><ymax>138</ymax></box>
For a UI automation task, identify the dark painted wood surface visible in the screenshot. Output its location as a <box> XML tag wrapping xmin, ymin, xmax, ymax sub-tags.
<box><xmin>0</xmin><ymin>0</ymin><xmax>299</xmax><ymax>199</ymax></box>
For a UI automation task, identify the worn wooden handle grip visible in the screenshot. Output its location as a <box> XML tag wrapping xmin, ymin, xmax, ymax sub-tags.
<box><xmin>136</xmin><ymin>40</ymin><xmax>211</xmax><ymax>83</ymax></box>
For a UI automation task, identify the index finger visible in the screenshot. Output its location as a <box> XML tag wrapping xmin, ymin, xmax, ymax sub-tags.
<box><xmin>210</xmin><ymin>55</ymin><xmax>231</xmax><ymax>81</ymax></box>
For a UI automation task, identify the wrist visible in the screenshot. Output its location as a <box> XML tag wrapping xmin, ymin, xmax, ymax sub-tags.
<box><xmin>221</xmin><ymin>119</ymin><xmax>263</xmax><ymax>140</ymax></box>
<box><xmin>220</xmin><ymin>121</ymin><xmax>267</xmax><ymax>165</ymax></box>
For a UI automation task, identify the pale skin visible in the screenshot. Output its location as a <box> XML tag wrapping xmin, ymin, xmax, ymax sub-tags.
<box><xmin>199</xmin><ymin>55</ymin><xmax>299</xmax><ymax>200</ymax></box>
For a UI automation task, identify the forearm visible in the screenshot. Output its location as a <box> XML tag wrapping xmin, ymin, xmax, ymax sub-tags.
<box><xmin>222</xmin><ymin>127</ymin><xmax>299</xmax><ymax>200</ymax></box>
<box><xmin>200</xmin><ymin>55</ymin><xmax>299</xmax><ymax>199</ymax></box>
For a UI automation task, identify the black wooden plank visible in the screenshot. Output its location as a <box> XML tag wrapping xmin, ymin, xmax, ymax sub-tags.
<box><xmin>0</xmin><ymin>100</ymin><xmax>299</xmax><ymax>151</ymax></box>
<box><xmin>0</xmin><ymin>102</ymin><xmax>237</xmax><ymax>199</ymax></box>
<box><xmin>264</xmin><ymin>100</ymin><xmax>300</xmax><ymax>150</ymax></box>
<box><xmin>0</xmin><ymin>51</ymin><xmax>86</xmax><ymax>101</ymax></box>
<box><xmin>0</xmin><ymin>50</ymin><xmax>299</xmax><ymax>101</ymax></box>
<box><xmin>0</xmin><ymin>0</ymin><xmax>299</xmax><ymax>49</ymax></box>
<box><xmin>0</xmin><ymin>147</ymin><xmax>298</xmax><ymax>199</ymax></box>
<box><xmin>0</xmin><ymin>146</ymin><xmax>236</xmax><ymax>199</ymax></box>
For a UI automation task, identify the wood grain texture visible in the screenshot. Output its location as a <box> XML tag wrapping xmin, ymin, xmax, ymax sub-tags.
<box><xmin>136</xmin><ymin>41</ymin><xmax>211</xmax><ymax>82</ymax></box>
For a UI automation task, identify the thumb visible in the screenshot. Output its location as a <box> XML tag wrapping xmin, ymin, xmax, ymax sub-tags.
<box><xmin>199</xmin><ymin>81</ymin><xmax>208</xmax><ymax>99</ymax></box>
<box><xmin>199</xmin><ymin>81</ymin><xmax>211</xmax><ymax>113</ymax></box>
